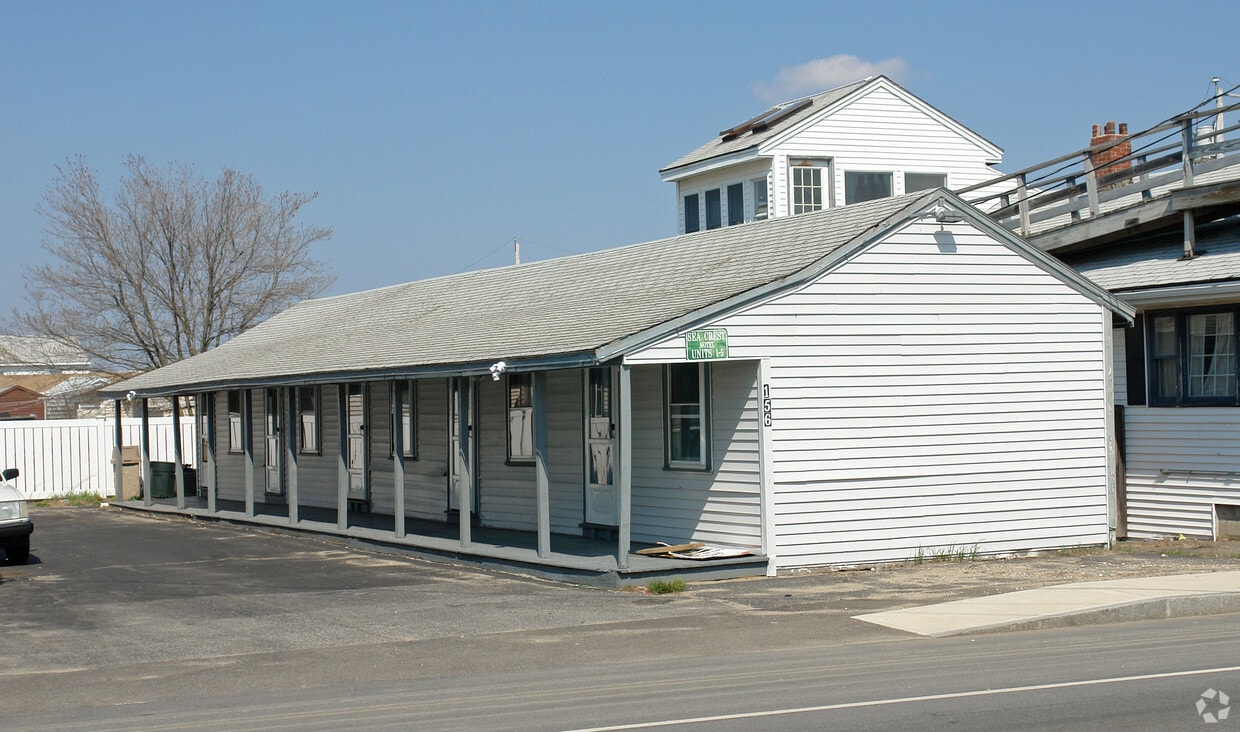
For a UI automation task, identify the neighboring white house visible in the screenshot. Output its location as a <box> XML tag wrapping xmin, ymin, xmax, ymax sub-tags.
<box><xmin>1068</xmin><ymin>216</ymin><xmax>1240</xmax><ymax>540</ymax></box>
<box><xmin>101</xmin><ymin>190</ymin><xmax>1132</xmax><ymax>582</ymax></box>
<box><xmin>659</xmin><ymin>75</ymin><xmax>1004</xmax><ymax>234</ymax></box>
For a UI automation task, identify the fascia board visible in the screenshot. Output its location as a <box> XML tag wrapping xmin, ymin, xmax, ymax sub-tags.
<box><xmin>660</xmin><ymin>147</ymin><xmax>762</xmax><ymax>182</ymax></box>
<box><xmin>100</xmin><ymin>351</ymin><xmax>601</xmax><ymax>399</ymax></box>
<box><xmin>1112</xmin><ymin>280</ymin><xmax>1240</xmax><ymax>309</ymax></box>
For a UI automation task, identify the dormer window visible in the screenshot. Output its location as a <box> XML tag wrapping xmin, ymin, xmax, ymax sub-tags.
<box><xmin>790</xmin><ymin>159</ymin><xmax>831</xmax><ymax>214</ymax></box>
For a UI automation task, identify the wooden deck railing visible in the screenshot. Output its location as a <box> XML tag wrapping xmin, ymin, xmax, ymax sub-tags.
<box><xmin>957</xmin><ymin>85</ymin><xmax>1240</xmax><ymax>241</ymax></box>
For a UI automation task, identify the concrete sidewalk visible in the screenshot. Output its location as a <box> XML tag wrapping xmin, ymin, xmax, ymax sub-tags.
<box><xmin>853</xmin><ymin>570</ymin><xmax>1240</xmax><ymax>636</ymax></box>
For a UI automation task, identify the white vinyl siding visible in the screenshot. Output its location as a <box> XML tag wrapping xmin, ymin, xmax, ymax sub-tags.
<box><xmin>474</xmin><ymin>370</ymin><xmax>585</xmax><ymax>533</ymax></box>
<box><xmin>628</xmin><ymin>220</ymin><xmax>1111</xmax><ymax>569</ymax></box>
<box><xmin>763</xmin><ymin>85</ymin><xmax>1000</xmax><ymax>219</ymax></box>
<box><xmin>1113</xmin><ymin>327</ymin><xmax>1240</xmax><ymax>538</ymax></box>
<box><xmin>1121</xmin><ymin>405</ymin><xmax>1240</xmax><ymax>539</ymax></box>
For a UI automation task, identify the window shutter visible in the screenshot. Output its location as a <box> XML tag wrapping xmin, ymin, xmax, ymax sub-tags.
<box><xmin>1124</xmin><ymin>315</ymin><xmax>1146</xmax><ymax>406</ymax></box>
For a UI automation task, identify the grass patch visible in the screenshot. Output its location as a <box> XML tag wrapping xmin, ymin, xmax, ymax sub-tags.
<box><xmin>34</xmin><ymin>492</ymin><xmax>103</xmax><ymax>507</ymax></box>
<box><xmin>646</xmin><ymin>578</ymin><xmax>687</xmax><ymax>594</ymax></box>
<box><xmin>913</xmin><ymin>543</ymin><xmax>980</xmax><ymax>564</ymax></box>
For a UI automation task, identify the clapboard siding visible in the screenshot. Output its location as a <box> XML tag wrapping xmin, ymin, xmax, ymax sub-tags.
<box><xmin>476</xmin><ymin>377</ymin><xmax>528</xmax><ymax>527</ymax></box>
<box><xmin>1120</xmin><ymin>404</ymin><xmax>1240</xmax><ymax>538</ymax></box>
<box><xmin>405</xmin><ymin>378</ymin><xmax>450</xmax><ymax>520</ymax></box>
<box><xmin>289</xmin><ymin>385</ymin><xmax>341</xmax><ymax>509</ymax></box>
<box><xmin>628</xmin><ymin>220</ymin><xmax>1111</xmax><ymax>568</ymax></box>
<box><xmin>628</xmin><ymin>361</ymin><xmax>763</xmax><ymax>548</ymax></box>
<box><xmin>765</xmin><ymin>86</ymin><xmax>999</xmax><ymax>219</ymax></box>
<box><xmin>545</xmin><ymin>370</ymin><xmax>585</xmax><ymax>534</ymax></box>
<box><xmin>473</xmin><ymin>370</ymin><xmax>586</xmax><ymax>533</ymax></box>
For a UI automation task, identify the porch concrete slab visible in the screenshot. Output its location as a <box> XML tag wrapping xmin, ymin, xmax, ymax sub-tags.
<box><xmin>852</xmin><ymin>570</ymin><xmax>1240</xmax><ymax>636</ymax></box>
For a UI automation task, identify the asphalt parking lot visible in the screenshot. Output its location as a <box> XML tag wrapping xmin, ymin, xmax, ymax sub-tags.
<box><xmin>1</xmin><ymin>507</ymin><xmax>766</xmax><ymax>677</ymax></box>
<box><xmin>4</xmin><ymin>506</ymin><xmax>1240</xmax><ymax>728</ymax></box>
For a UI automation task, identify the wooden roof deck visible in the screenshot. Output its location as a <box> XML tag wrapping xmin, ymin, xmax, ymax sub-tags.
<box><xmin>958</xmin><ymin>84</ymin><xmax>1240</xmax><ymax>256</ymax></box>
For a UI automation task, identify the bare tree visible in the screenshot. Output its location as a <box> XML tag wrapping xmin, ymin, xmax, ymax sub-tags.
<box><xmin>11</xmin><ymin>155</ymin><xmax>335</xmax><ymax>371</ymax></box>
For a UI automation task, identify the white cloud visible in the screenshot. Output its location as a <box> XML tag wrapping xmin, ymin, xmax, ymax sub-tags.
<box><xmin>752</xmin><ymin>55</ymin><xmax>909</xmax><ymax>103</ymax></box>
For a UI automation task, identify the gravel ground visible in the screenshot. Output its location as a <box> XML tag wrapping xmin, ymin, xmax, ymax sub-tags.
<box><xmin>683</xmin><ymin>538</ymin><xmax>1240</xmax><ymax>614</ymax></box>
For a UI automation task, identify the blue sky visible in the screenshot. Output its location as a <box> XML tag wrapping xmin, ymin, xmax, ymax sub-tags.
<box><xmin>1</xmin><ymin>1</ymin><xmax>1235</xmax><ymax>317</ymax></box>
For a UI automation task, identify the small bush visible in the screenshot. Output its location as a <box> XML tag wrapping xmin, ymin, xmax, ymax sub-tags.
<box><xmin>646</xmin><ymin>578</ymin><xmax>687</xmax><ymax>594</ymax></box>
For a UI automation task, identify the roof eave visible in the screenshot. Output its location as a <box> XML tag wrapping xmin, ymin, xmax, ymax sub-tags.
<box><xmin>98</xmin><ymin>350</ymin><xmax>603</xmax><ymax>399</ymax></box>
<box><xmin>659</xmin><ymin>147</ymin><xmax>762</xmax><ymax>182</ymax></box>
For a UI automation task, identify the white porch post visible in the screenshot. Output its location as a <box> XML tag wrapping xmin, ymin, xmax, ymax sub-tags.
<box><xmin>457</xmin><ymin>377</ymin><xmax>472</xmax><ymax>548</ymax></box>
<box><xmin>172</xmin><ymin>396</ymin><xmax>185</xmax><ymax>509</ymax></box>
<box><xmin>286</xmin><ymin>386</ymin><xmax>299</xmax><ymax>525</ymax></box>
<box><xmin>337</xmin><ymin>385</ymin><xmax>349</xmax><ymax>529</ymax></box>
<box><xmin>533</xmin><ymin>371</ymin><xmax>551</xmax><ymax>558</ymax></box>
<box><xmin>140</xmin><ymin>398</ymin><xmax>152</xmax><ymax>508</ymax></box>
<box><xmin>112</xmin><ymin>400</ymin><xmax>124</xmax><ymax>502</ymax></box>
<box><xmin>205</xmin><ymin>393</ymin><xmax>218</xmax><ymax>514</ymax></box>
<box><xmin>393</xmin><ymin>380</ymin><xmax>406</xmax><ymax>539</ymax></box>
<box><xmin>617</xmin><ymin>364</ymin><xmax>632</xmax><ymax>569</ymax></box>
<box><xmin>243</xmin><ymin>389</ymin><xmax>255</xmax><ymax>518</ymax></box>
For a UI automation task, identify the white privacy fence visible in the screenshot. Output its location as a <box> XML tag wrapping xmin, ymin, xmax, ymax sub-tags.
<box><xmin>0</xmin><ymin>418</ymin><xmax>196</xmax><ymax>499</ymax></box>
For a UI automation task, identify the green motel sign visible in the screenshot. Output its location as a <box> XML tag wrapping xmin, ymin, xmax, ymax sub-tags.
<box><xmin>685</xmin><ymin>328</ymin><xmax>728</xmax><ymax>360</ymax></box>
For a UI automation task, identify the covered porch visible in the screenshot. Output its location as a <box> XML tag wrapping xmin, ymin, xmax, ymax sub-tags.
<box><xmin>108</xmin><ymin>359</ymin><xmax>769</xmax><ymax>586</ymax></box>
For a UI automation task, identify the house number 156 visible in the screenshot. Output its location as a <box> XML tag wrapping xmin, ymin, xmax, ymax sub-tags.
<box><xmin>762</xmin><ymin>384</ymin><xmax>773</xmax><ymax>426</ymax></box>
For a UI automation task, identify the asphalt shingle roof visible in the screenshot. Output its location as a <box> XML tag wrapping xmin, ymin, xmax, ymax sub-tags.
<box><xmin>104</xmin><ymin>193</ymin><xmax>927</xmax><ymax>397</ymax></box>
<box><xmin>1066</xmin><ymin>217</ymin><xmax>1240</xmax><ymax>292</ymax></box>
<box><xmin>659</xmin><ymin>79</ymin><xmax>871</xmax><ymax>174</ymax></box>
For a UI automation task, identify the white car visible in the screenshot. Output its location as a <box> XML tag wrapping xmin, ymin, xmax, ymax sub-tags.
<box><xmin>0</xmin><ymin>468</ymin><xmax>32</xmax><ymax>564</ymax></box>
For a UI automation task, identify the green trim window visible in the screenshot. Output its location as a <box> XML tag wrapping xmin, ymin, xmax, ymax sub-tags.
<box><xmin>227</xmin><ymin>390</ymin><xmax>243</xmax><ymax>454</ymax></box>
<box><xmin>664</xmin><ymin>363</ymin><xmax>710</xmax><ymax>470</ymax></box>
<box><xmin>1149</xmin><ymin>308</ymin><xmax>1239</xmax><ymax>406</ymax></box>
<box><xmin>390</xmin><ymin>380</ymin><xmax>417</xmax><ymax>459</ymax></box>
<box><xmin>507</xmin><ymin>373</ymin><xmax>534</xmax><ymax>463</ymax></box>
<box><xmin>297</xmin><ymin>386</ymin><xmax>321</xmax><ymax>454</ymax></box>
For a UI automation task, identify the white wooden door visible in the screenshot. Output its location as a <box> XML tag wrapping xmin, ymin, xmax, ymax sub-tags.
<box><xmin>448</xmin><ymin>378</ymin><xmax>475</xmax><ymax>513</ymax></box>
<box><xmin>584</xmin><ymin>368</ymin><xmax>617</xmax><ymax>526</ymax></box>
<box><xmin>346</xmin><ymin>384</ymin><xmax>367</xmax><ymax>498</ymax></box>
<box><xmin>265</xmin><ymin>389</ymin><xmax>284</xmax><ymax>495</ymax></box>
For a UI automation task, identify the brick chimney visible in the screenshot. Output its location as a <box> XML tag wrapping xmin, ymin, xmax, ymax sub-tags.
<box><xmin>1089</xmin><ymin>121</ymin><xmax>1131</xmax><ymax>181</ymax></box>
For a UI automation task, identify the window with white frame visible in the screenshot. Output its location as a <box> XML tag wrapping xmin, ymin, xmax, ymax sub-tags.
<box><xmin>227</xmin><ymin>390</ymin><xmax>243</xmax><ymax>453</ymax></box>
<box><xmin>844</xmin><ymin>171</ymin><xmax>893</xmax><ymax>204</ymax></box>
<box><xmin>705</xmin><ymin>188</ymin><xmax>722</xmax><ymax>230</ymax></box>
<box><xmin>905</xmin><ymin>172</ymin><xmax>947</xmax><ymax>194</ymax></box>
<box><xmin>684</xmin><ymin>193</ymin><xmax>700</xmax><ymax>233</ymax></box>
<box><xmin>1149</xmin><ymin>309</ymin><xmax>1239</xmax><ymax>406</ymax></box>
<box><xmin>507</xmin><ymin>373</ymin><xmax>534</xmax><ymax>463</ymax></box>
<box><xmin>726</xmin><ymin>183</ymin><xmax>744</xmax><ymax>226</ymax></box>
<box><xmin>297</xmin><ymin>386</ymin><xmax>320</xmax><ymax>454</ymax></box>
<box><xmin>390</xmin><ymin>379</ymin><xmax>417</xmax><ymax>459</ymax></box>
<box><xmin>752</xmin><ymin>178</ymin><xmax>768</xmax><ymax>220</ymax></box>
<box><xmin>790</xmin><ymin>163</ymin><xmax>826</xmax><ymax>214</ymax></box>
<box><xmin>664</xmin><ymin>363</ymin><xmax>709</xmax><ymax>469</ymax></box>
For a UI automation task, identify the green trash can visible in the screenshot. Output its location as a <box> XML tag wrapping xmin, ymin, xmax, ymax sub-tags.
<box><xmin>149</xmin><ymin>462</ymin><xmax>176</xmax><ymax>499</ymax></box>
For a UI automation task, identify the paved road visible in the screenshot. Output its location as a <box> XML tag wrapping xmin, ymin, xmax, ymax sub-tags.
<box><xmin>3</xmin><ymin>508</ymin><xmax>1237</xmax><ymax>730</ymax></box>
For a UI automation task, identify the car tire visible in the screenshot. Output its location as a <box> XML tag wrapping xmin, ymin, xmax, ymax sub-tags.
<box><xmin>5</xmin><ymin>540</ymin><xmax>29</xmax><ymax>565</ymax></box>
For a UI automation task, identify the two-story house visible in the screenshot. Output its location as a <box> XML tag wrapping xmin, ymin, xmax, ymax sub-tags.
<box><xmin>659</xmin><ymin>75</ymin><xmax>1004</xmax><ymax>234</ymax></box>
